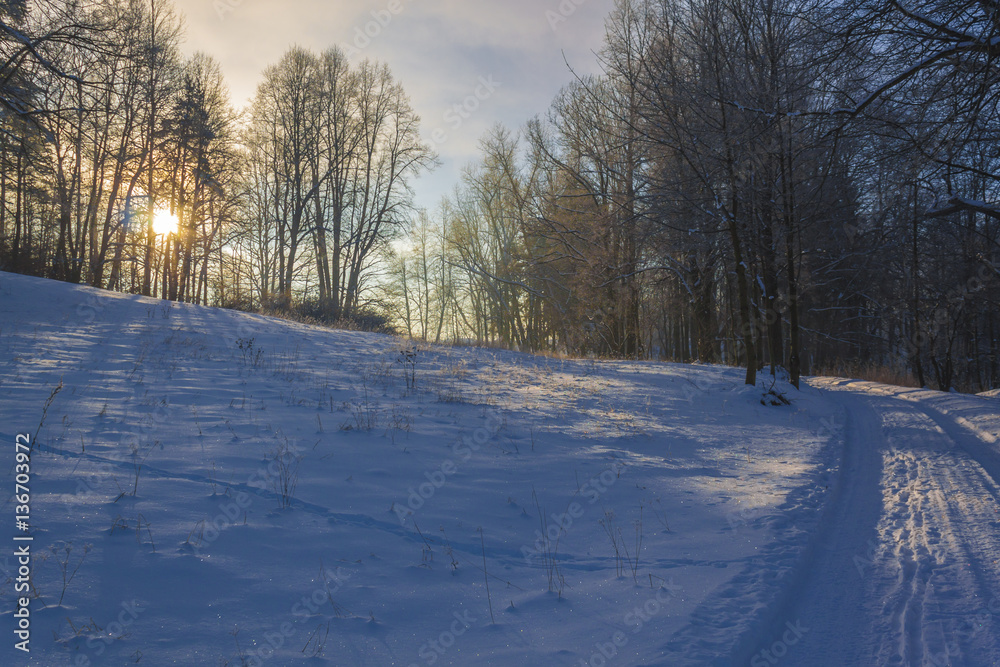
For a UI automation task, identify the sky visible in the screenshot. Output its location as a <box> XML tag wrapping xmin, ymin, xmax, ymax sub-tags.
<box><xmin>171</xmin><ymin>0</ymin><xmax>618</xmax><ymax>213</ymax></box>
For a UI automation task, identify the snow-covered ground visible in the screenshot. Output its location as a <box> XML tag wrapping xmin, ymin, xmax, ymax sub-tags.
<box><xmin>0</xmin><ymin>271</ymin><xmax>998</xmax><ymax>666</ymax></box>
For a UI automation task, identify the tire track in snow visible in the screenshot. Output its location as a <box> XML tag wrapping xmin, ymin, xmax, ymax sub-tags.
<box><xmin>718</xmin><ymin>383</ymin><xmax>884</xmax><ymax>667</ymax></box>
<box><xmin>650</xmin><ymin>391</ymin><xmax>850</xmax><ymax>666</ymax></box>
<box><xmin>771</xmin><ymin>379</ymin><xmax>1000</xmax><ymax>667</ymax></box>
<box><xmin>876</xmin><ymin>439</ymin><xmax>945</xmax><ymax>665</ymax></box>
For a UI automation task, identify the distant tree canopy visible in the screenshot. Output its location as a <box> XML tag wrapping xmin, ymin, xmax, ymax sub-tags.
<box><xmin>386</xmin><ymin>0</ymin><xmax>999</xmax><ymax>392</ymax></box>
<box><xmin>0</xmin><ymin>0</ymin><xmax>433</xmax><ymax>325</ymax></box>
<box><xmin>1</xmin><ymin>0</ymin><xmax>997</xmax><ymax>392</ymax></box>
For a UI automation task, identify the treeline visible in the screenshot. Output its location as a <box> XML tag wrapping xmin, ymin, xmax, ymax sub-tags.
<box><xmin>2</xmin><ymin>0</ymin><xmax>999</xmax><ymax>392</ymax></box>
<box><xmin>0</xmin><ymin>0</ymin><xmax>431</xmax><ymax>325</ymax></box>
<box><xmin>386</xmin><ymin>0</ymin><xmax>1000</xmax><ymax>392</ymax></box>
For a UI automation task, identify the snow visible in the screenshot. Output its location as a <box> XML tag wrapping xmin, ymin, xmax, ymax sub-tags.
<box><xmin>0</xmin><ymin>271</ymin><xmax>998</xmax><ymax>666</ymax></box>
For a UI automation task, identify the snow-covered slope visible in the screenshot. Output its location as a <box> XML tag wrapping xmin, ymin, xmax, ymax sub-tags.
<box><xmin>0</xmin><ymin>271</ymin><xmax>997</xmax><ymax>666</ymax></box>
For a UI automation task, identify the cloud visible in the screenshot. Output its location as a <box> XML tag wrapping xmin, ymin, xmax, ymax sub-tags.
<box><xmin>172</xmin><ymin>0</ymin><xmax>616</xmax><ymax>210</ymax></box>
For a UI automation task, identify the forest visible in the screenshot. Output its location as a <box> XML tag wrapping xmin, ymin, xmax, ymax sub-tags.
<box><xmin>1</xmin><ymin>0</ymin><xmax>998</xmax><ymax>392</ymax></box>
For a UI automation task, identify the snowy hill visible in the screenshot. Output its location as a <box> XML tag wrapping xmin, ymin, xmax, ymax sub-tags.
<box><xmin>1</xmin><ymin>271</ymin><xmax>998</xmax><ymax>666</ymax></box>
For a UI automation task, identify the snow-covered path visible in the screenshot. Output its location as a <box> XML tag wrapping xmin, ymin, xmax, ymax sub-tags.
<box><xmin>2</xmin><ymin>271</ymin><xmax>999</xmax><ymax>666</ymax></box>
<box><xmin>770</xmin><ymin>380</ymin><xmax>1000</xmax><ymax>667</ymax></box>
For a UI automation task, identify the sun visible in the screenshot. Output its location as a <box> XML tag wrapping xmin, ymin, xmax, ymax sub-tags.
<box><xmin>153</xmin><ymin>208</ymin><xmax>179</xmax><ymax>236</ymax></box>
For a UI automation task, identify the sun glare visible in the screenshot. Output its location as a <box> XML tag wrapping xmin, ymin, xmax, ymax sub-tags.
<box><xmin>153</xmin><ymin>208</ymin><xmax>179</xmax><ymax>236</ymax></box>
